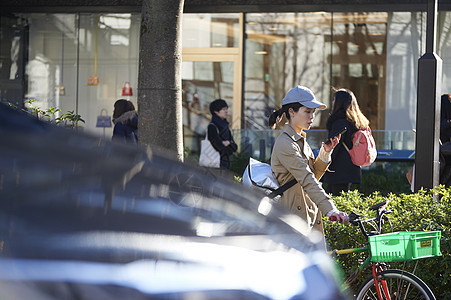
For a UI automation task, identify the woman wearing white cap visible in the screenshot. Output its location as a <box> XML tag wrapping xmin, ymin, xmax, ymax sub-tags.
<box><xmin>269</xmin><ymin>85</ymin><xmax>348</xmax><ymax>240</ymax></box>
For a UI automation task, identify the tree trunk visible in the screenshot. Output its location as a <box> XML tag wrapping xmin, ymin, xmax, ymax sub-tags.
<box><xmin>138</xmin><ymin>0</ymin><xmax>185</xmax><ymax>161</ymax></box>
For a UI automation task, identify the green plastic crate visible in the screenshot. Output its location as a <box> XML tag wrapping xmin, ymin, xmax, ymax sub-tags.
<box><xmin>369</xmin><ymin>231</ymin><xmax>442</xmax><ymax>262</ymax></box>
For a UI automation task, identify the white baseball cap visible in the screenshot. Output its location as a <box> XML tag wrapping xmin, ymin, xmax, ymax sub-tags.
<box><xmin>282</xmin><ymin>85</ymin><xmax>326</xmax><ymax>110</ymax></box>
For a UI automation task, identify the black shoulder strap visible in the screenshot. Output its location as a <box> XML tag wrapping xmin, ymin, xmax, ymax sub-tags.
<box><xmin>208</xmin><ymin>122</ymin><xmax>222</xmax><ymax>138</ymax></box>
<box><xmin>208</xmin><ymin>122</ymin><xmax>218</xmax><ymax>132</ymax></box>
<box><xmin>246</xmin><ymin>162</ymin><xmax>297</xmax><ymax>198</ymax></box>
<box><xmin>267</xmin><ymin>178</ymin><xmax>297</xmax><ymax>199</ymax></box>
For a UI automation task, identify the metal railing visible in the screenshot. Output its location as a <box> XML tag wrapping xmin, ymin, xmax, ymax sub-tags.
<box><xmin>231</xmin><ymin>129</ymin><xmax>416</xmax><ymax>162</ymax></box>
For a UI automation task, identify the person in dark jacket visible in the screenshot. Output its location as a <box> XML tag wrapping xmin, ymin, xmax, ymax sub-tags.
<box><xmin>112</xmin><ymin>99</ymin><xmax>138</xmax><ymax>144</ymax></box>
<box><xmin>323</xmin><ymin>88</ymin><xmax>370</xmax><ymax>195</ymax></box>
<box><xmin>207</xmin><ymin>99</ymin><xmax>237</xmax><ymax>170</ymax></box>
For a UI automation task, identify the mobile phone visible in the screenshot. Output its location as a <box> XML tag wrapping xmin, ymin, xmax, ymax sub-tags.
<box><xmin>324</xmin><ymin>127</ymin><xmax>347</xmax><ymax>144</ymax></box>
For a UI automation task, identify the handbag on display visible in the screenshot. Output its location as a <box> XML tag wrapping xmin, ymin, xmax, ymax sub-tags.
<box><xmin>199</xmin><ymin>123</ymin><xmax>220</xmax><ymax>168</ymax></box>
<box><xmin>96</xmin><ymin>109</ymin><xmax>112</xmax><ymax>128</ymax></box>
<box><xmin>88</xmin><ymin>74</ymin><xmax>99</xmax><ymax>86</ymax></box>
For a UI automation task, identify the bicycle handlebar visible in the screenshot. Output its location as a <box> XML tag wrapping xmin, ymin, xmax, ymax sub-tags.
<box><xmin>328</xmin><ymin>213</ymin><xmax>357</xmax><ymax>223</ymax></box>
<box><xmin>329</xmin><ymin>211</ymin><xmax>361</xmax><ymax>223</ymax></box>
<box><xmin>328</xmin><ymin>201</ymin><xmax>394</xmax><ymax>238</ymax></box>
<box><xmin>369</xmin><ymin>200</ymin><xmax>387</xmax><ymax>211</ymax></box>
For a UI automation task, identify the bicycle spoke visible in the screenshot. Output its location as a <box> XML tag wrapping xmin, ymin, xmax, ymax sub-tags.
<box><xmin>357</xmin><ymin>270</ymin><xmax>434</xmax><ymax>300</ymax></box>
<box><xmin>338</xmin><ymin>204</ymin><xmax>436</xmax><ymax>300</ymax></box>
<box><xmin>390</xmin><ymin>275</ymin><xmax>422</xmax><ymax>300</ymax></box>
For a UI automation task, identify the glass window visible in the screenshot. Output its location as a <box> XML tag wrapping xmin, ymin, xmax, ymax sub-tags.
<box><xmin>385</xmin><ymin>12</ymin><xmax>425</xmax><ymax>134</ymax></box>
<box><xmin>0</xmin><ymin>15</ymin><xmax>28</xmax><ymax>107</ymax></box>
<box><xmin>438</xmin><ymin>11</ymin><xmax>451</xmax><ymax>93</ymax></box>
<box><xmin>182</xmin><ymin>61</ymin><xmax>234</xmax><ymax>154</ymax></box>
<box><xmin>23</xmin><ymin>13</ymin><xmax>79</xmax><ymax>119</ymax></box>
<box><xmin>183</xmin><ymin>13</ymin><xmax>240</xmax><ymax>48</ymax></box>
<box><xmin>77</xmin><ymin>13</ymin><xmax>140</xmax><ymax>136</ymax></box>
<box><xmin>244</xmin><ymin>12</ymin><xmax>332</xmax><ymax>130</ymax></box>
<box><xmin>4</xmin><ymin>9</ymin><xmax>449</xmax><ymax>157</ymax></box>
<box><xmin>244</xmin><ymin>12</ymin><xmax>390</xmax><ymax>132</ymax></box>
<box><xmin>243</xmin><ymin>11</ymin><xmax>420</xmax><ymax>156</ymax></box>
<box><xmin>10</xmin><ymin>13</ymin><xmax>140</xmax><ymax>137</ymax></box>
<box><xmin>330</xmin><ymin>12</ymin><xmax>388</xmax><ymax>130</ymax></box>
<box><xmin>182</xmin><ymin>13</ymin><xmax>241</xmax><ymax>157</ymax></box>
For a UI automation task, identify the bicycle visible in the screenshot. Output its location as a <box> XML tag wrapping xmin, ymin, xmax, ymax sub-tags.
<box><xmin>329</xmin><ymin>200</ymin><xmax>442</xmax><ymax>300</ymax></box>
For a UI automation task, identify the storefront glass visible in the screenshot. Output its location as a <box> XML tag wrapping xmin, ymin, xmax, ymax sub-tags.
<box><xmin>2</xmin><ymin>13</ymin><xmax>140</xmax><ymax>137</ymax></box>
<box><xmin>183</xmin><ymin>13</ymin><xmax>240</xmax><ymax>48</ymax></box>
<box><xmin>245</xmin><ymin>12</ymin><xmax>332</xmax><ymax>130</ymax></box>
<box><xmin>182</xmin><ymin>60</ymin><xmax>235</xmax><ymax>154</ymax></box>
<box><xmin>244</xmin><ymin>12</ymin><xmax>390</xmax><ymax>131</ymax></box>
<box><xmin>3</xmin><ymin>10</ymin><xmax>451</xmax><ymax>157</ymax></box>
<box><xmin>242</xmin><ymin>11</ymin><xmax>437</xmax><ymax>158</ymax></box>
<box><xmin>182</xmin><ymin>13</ymin><xmax>242</xmax><ymax>155</ymax></box>
<box><xmin>330</xmin><ymin>12</ymin><xmax>388</xmax><ymax>130</ymax></box>
<box><xmin>76</xmin><ymin>13</ymin><xmax>140</xmax><ymax>136</ymax></box>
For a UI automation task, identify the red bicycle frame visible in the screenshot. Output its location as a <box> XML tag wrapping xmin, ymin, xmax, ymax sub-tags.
<box><xmin>372</xmin><ymin>264</ymin><xmax>391</xmax><ymax>300</ymax></box>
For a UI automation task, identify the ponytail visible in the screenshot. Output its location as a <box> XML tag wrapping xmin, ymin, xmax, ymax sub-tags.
<box><xmin>268</xmin><ymin>102</ymin><xmax>303</xmax><ymax>128</ymax></box>
<box><xmin>268</xmin><ymin>108</ymin><xmax>285</xmax><ymax>128</ymax></box>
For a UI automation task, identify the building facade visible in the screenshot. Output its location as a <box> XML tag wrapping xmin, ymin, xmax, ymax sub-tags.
<box><xmin>1</xmin><ymin>0</ymin><xmax>451</xmax><ymax>159</ymax></box>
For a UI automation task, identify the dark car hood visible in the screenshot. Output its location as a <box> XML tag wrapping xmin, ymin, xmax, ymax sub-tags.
<box><xmin>0</xmin><ymin>103</ymin><xmax>346</xmax><ymax>300</ymax></box>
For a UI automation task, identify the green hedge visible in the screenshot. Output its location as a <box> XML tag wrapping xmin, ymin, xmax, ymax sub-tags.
<box><xmin>204</xmin><ymin>150</ymin><xmax>449</xmax><ymax>296</ymax></box>
<box><xmin>324</xmin><ymin>187</ymin><xmax>451</xmax><ymax>299</ymax></box>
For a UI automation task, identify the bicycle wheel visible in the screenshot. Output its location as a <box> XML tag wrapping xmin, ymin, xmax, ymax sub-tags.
<box><xmin>356</xmin><ymin>269</ymin><xmax>435</xmax><ymax>300</ymax></box>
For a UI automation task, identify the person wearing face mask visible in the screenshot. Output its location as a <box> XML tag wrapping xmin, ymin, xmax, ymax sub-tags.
<box><xmin>269</xmin><ymin>86</ymin><xmax>349</xmax><ymax>242</ymax></box>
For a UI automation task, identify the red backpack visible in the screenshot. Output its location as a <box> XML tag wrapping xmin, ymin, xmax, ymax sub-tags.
<box><xmin>343</xmin><ymin>127</ymin><xmax>377</xmax><ymax>167</ymax></box>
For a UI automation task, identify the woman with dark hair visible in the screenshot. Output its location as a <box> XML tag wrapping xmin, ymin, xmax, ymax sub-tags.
<box><xmin>323</xmin><ymin>88</ymin><xmax>370</xmax><ymax>195</ymax></box>
<box><xmin>207</xmin><ymin>98</ymin><xmax>237</xmax><ymax>170</ymax></box>
<box><xmin>112</xmin><ymin>99</ymin><xmax>138</xmax><ymax>144</ymax></box>
<box><xmin>269</xmin><ymin>85</ymin><xmax>348</xmax><ymax>241</ymax></box>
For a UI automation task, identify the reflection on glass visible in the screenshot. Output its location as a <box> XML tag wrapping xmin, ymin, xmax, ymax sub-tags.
<box><xmin>330</xmin><ymin>13</ymin><xmax>387</xmax><ymax>130</ymax></box>
<box><xmin>100</xmin><ymin>14</ymin><xmax>131</xmax><ymax>29</ymax></box>
<box><xmin>11</xmin><ymin>13</ymin><xmax>140</xmax><ymax>137</ymax></box>
<box><xmin>386</xmin><ymin>12</ymin><xmax>425</xmax><ymax>133</ymax></box>
<box><xmin>245</xmin><ymin>12</ymin><xmax>332</xmax><ymax>130</ymax></box>
<box><xmin>438</xmin><ymin>11</ymin><xmax>451</xmax><ymax>94</ymax></box>
<box><xmin>100</xmin><ymin>14</ymin><xmax>131</xmax><ymax>46</ymax></box>
<box><xmin>183</xmin><ymin>13</ymin><xmax>240</xmax><ymax>48</ymax></box>
<box><xmin>244</xmin><ymin>12</ymin><xmax>388</xmax><ymax>131</ymax></box>
<box><xmin>182</xmin><ymin>61</ymin><xmax>234</xmax><ymax>155</ymax></box>
<box><xmin>24</xmin><ymin>14</ymin><xmax>78</xmax><ymax>116</ymax></box>
<box><xmin>9</xmin><ymin>36</ymin><xmax>20</xmax><ymax>81</ymax></box>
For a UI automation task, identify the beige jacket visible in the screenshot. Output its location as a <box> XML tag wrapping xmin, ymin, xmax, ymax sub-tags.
<box><xmin>271</xmin><ymin>125</ymin><xmax>336</xmax><ymax>234</ymax></box>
